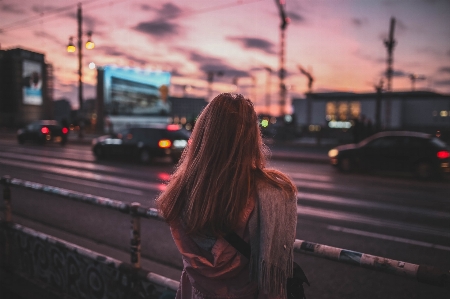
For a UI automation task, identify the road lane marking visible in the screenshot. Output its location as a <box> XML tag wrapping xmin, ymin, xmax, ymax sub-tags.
<box><xmin>41</xmin><ymin>174</ymin><xmax>144</xmax><ymax>196</ymax></box>
<box><xmin>297</xmin><ymin>205</ymin><xmax>450</xmax><ymax>239</ymax></box>
<box><xmin>327</xmin><ymin>225</ymin><xmax>450</xmax><ymax>252</ymax></box>
<box><xmin>0</xmin><ymin>158</ymin><xmax>166</xmax><ymax>192</ymax></box>
<box><xmin>298</xmin><ymin>192</ymin><xmax>450</xmax><ymax>220</ymax></box>
<box><xmin>288</xmin><ymin>173</ymin><xmax>332</xmax><ymax>182</ymax></box>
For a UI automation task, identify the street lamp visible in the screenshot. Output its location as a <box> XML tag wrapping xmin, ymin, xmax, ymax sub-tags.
<box><xmin>66</xmin><ymin>3</ymin><xmax>94</xmax><ymax>139</ymax></box>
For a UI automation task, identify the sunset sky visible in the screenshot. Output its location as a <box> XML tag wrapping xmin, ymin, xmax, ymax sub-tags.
<box><xmin>1</xmin><ymin>0</ymin><xmax>450</xmax><ymax>114</ymax></box>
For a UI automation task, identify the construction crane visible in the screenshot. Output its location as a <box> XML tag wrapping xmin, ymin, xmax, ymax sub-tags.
<box><xmin>383</xmin><ymin>17</ymin><xmax>397</xmax><ymax>128</ymax></box>
<box><xmin>408</xmin><ymin>73</ymin><xmax>426</xmax><ymax>91</ymax></box>
<box><xmin>274</xmin><ymin>0</ymin><xmax>289</xmax><ymax>116</ymax></box>
<box><xmin>298</xmin><ymin>65</ymin><xmax>314</xmax><ymax>93</ymax></box>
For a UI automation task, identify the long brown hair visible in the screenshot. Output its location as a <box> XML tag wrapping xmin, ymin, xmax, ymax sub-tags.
<box><xmin>156</xmin><ymin>93</ymin><xmax>296</xmax><ymax>236</ymax></box>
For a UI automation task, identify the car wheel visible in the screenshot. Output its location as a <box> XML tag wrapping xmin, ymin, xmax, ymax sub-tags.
<box><xmin>338</xmin><ymin>157</ymin><xmax>353</xmax><ymax>173</ymax></box>
<box><xmin>60</xmin><ymin>138</ymin><xmax>67</xmax><ymax>146</ymax></box>
<box><xmin>139</xmin><ymin>149</ymin><xmax>151</xmax><ymax>163</ymax></box>
<box><xmin>93</xmin><ymin>146</ymin><xmax>105</xmax><ymax>159</ymax></box>
<box><xmin>414</xmin><ymin>161</ymin><xmax>434</xmax><ymax>180</ymax></box>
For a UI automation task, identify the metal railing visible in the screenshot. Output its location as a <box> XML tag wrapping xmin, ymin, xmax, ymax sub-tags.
<box><xmin>1</xmin><ymin>175</ymin><xmax>449</xmax><ymax>294</ymax></box>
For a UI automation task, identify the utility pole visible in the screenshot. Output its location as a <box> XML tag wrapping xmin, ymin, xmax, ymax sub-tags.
<box><xmin>374</xmin><ymin>79</ymin><xmax>384</xmax><ymax>132</ymax></box>
<box><xmin>77</xmin><ymin>3</ymin><xmax>83</xmax><ymax>138</ymax></box>
<box><xmin>384</xmin><ymin>17</ymin><xmax>396</xmax><ymax>128</ymax></box>
<box><xmin>207</xmin><ymin>71</ymin><xmax>223</xmax><ymax>101</ymax></box>
<box><xmin>274</xmin><ymin>0</ymin><xmax>289</xmax><ymax>116</ymax></box>
<box><xmin>264</xmin><ymin>67</ymin><xmax>272</xmax><ymax>115</ymax></box>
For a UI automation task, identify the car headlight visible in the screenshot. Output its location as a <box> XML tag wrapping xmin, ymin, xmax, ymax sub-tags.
<box><xmin>328</xmin><ymin>149</ymin><xmax>339</xmax><ymax>158</ymax></box>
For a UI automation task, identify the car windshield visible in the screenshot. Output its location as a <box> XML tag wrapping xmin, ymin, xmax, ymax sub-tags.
<box><xmin>430</xmin><ymin>137</ymin><xmax>448</xmax><ymax>149</ymax></box>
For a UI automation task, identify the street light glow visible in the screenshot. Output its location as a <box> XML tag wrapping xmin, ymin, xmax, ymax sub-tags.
<box><xmin>89</xmin><ymin>62</ymin><xmax>96</xmax><ymax>69</ymax></box>
<box><xmin>86</xmin><ymin>40</ymin><xmax>95</xmax><ymax>50</ymax></box>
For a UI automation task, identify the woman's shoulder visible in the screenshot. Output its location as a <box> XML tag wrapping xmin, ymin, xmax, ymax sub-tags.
<box><xmin>255</xmin><ymin>169</ymin><xmax>296</xmax><ymax>202</ymax></box>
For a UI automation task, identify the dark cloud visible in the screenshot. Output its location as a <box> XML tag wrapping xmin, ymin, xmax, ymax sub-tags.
<box><xmin>415</xmin><ymin>47</ymin><xmax>441</xmax><ymax>56</ymax></box>
<box><xmin>33</xmin><ymin>31</ymin><xmax>61</xmax><ymax>45</ymax></box>
<box><xmin>184</xmin><ymin>50</ymin><xmax>249</xmax><ymax>79</ymax></box>
<box><xmin>287</xmin><ymin>11</ymin><xmax>305</xmax><ymax>23</ymax></box>
<box><xmin>134</xmin><ymin>20</ymin><xmax>180</xmax><ymax>38</ymax></box>
<box><xmin>158</xmin><ymin>2</ymin><xmax>183</xmax><ymax>18</ymax></box>
<box><xmin>133</xmin><ymin>3</ymin><xmax>183</xmax><ymax>39</ymax></box>
<box><xmin>379</xmin><ymin>69</ymin><xmax>407</xmax><ymax>77</ymax></box>
<box><xmin>31</xmin><ymin>5</ymin><xmax>59</xmax><ymax>14</ymax></box>
<box><xmin>99</xmin><ymin>46</ymin><xmax>148</xmax><ymax>65</ymax></box>
<box><xmin>434</xmin><ymin>79</ymin><xmax>450</xmax><ymax>86</ymax></box>
<box><xmin>351</xmin><ymin>18</ymin><xmax>368</xmax><ymax>27</ymax></box>
<box><xmin>140</xmin><ymin>4</ymin><xmax>153</xmax><ymax>11</ymax></box>
<box><xmin>392</xmin><ymin>69</ymin><xmax>407</xmax><ymax>77</ymax></box>
<box><xmin>1</xmin><ymin>4</ymin><xmax>25</xmax><ymax>14</ymax></box>
<box><xmin>227</xmin><ymin>36</ymin><xmax>276</xmax><ymax>55</ymax></box>
<box><xmin>438</xmin><ymin>66</ymin><xmax>450</xmax><ymax>74</ymax></box>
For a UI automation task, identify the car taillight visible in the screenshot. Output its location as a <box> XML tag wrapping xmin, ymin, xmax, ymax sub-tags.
<box><xmin>41</xmin><ymin>127</ymin><xmax>49</xmax><ymax>134</ymax></box>
<box><xmin>437</xmin><ymin>151</ymin><xmax>450</xmax><ymax>159</ymax></box>
<box><xmin>158</xmin><ymin>139</ymin><xmax>172</xmax><ymax>148</ymax></box>
<box><xmin>167</xmin><ymin>124</ymin><xmax>180</xmax><ymax>131</ymax></box>
<box><xmin>62</xmin><ymin>127</ymin><xmax>69</xmax><ymax>134</ymax></box>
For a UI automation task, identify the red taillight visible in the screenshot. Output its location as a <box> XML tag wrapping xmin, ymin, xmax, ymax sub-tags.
<box><xmin>158</xmin><ymin>139</ymin><xmax>172</xmax><ymax>148</ymax></box>
<box><xmin>167</xmin><ymin>124</ymin><xmax>180</xmax><ymax>131</ymax></box>
<box><xmin>62</xmin><ymin>127</ymin><xmax>69</xmax><ymax>134</ymax></box>
<box><xmin>437</xmin><ymin>151</ymin><xmax>450</xmax><ymax>159</ymax></box>
<box><xmin>41</xmin><ymin>127</ymin><xmax>49</xmax><ymax>134</ymax></box>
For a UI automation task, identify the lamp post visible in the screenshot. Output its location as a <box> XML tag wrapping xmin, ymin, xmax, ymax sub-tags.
<box><xmin>67</xmin><ymin>3</ymin><xmax>95</xmax><ymax>139</ymax></box>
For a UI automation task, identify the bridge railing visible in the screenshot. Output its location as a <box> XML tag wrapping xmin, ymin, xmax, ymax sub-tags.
<box><xmin>1</xmin><ymin>175</ymin><xmax>449</xmax><ymax>299</ymax></box>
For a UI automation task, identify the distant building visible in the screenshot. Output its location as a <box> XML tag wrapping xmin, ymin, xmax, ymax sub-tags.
<box><xmin>0</xmin><ymin>48</ymin><xmax>54</xmax><ymax>127</ymax></box>
<box><xmin>53</xmin><ymin>99</ymin><xmax>72</xmax><ymax>123</ymax></box>
<box><xmin>292</xmin><ymin>91</ymin><xmax>450</xmax><ymax>141</ymax></box>
<box><xmin>168</xmin><ymin>96</ymin><xmax>207</xmax><ymax>124</ymax></box>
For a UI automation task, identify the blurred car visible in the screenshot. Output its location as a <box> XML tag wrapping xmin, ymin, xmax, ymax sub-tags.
<box><xmin>17</xmin><ymin>120</ymin><xmax>68</xmax><ymax>145</ymax></box>
<box><xmin>328</xmin><ymin>131</ymin><xmax>450</xmax><ymax>179</ymax></box>
<box><xmin>92</xmin><ymin>124</ymin><xmax>190</xmax><ymax>163</ymax></box>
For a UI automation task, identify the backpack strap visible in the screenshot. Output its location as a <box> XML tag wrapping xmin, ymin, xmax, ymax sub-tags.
<box><xmin>223</xmin><ymin>231</ymin><xmax>251</xmax><ymax>259</ymax></box>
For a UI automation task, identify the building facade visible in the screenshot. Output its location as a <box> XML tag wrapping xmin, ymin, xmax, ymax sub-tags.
<box><xmin>0</xmin><ymin>48</ymin><xmax>53</xmax><ymax>127</ymax></box>
<box><xmin>292</xmin><ymin>91</ymin><xmax>450</xmax><ymax>142</ymax></box>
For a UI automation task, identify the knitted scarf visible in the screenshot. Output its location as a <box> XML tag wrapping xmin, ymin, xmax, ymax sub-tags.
<box><xmin>248</xmin><ymin>180</ymin><xmax>297</xmax><ymax>298</ymax></box>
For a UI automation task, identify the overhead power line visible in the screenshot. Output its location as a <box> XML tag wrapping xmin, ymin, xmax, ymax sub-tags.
<box><xmin>0</xmin><ymin>0</ymin><xmax>104</xmax><ymax>32</ymax></box>
<box><xmin>0</xmin><ymin>0</ymin><xmax>262</xmax><ymax>33</ymax></box>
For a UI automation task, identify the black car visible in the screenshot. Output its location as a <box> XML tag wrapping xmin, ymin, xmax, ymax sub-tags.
<box><xmin>17</xmin><ymin>120</ymin><xmax>69</xmax><ymax>145</ymax></box>
<box><xmin>92</xmin><ymin>124</ymin><xmax>190</xmax><ymax>163</ymax></box>
<box><xmin>328</xmin><ymin>131</ymin><xmax>450</xmax><ymax>179</ymax></box>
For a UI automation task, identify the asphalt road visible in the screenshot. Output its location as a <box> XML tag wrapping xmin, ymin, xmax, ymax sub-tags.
<box><xmin>0</xmin><ymin>138</ymin><xmax>449</xmax><ymax>299</ymax></box>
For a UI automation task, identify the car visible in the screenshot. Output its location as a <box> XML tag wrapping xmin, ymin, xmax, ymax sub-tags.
<box><xmin>92</xmin><ymin>124</ymin><xmax>191</xmax><ymax>163</ymax></box>
<box><xmin>328</xmin><ymin>131</ymin><xmax>450</xmax><ymax>179</ymax></box>
<box><xmin>17</xmin><ymin>120</ymin><xmax>69</xmax><ymax>145</ymax></box>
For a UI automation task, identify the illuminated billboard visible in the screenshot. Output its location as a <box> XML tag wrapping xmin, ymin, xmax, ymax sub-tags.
<box><xmin>102</xmin><ymin>66</ymin><xmax>171</xmax><ymax>116</ymax></box>
<box><xmin>22</xmin><ymin>60</ymin><xmax>43</xmax><ymax>105</ymax></box>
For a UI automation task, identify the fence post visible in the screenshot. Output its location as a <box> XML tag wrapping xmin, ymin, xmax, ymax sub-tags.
<box><xmin>130</xmin><ymin>202</ymin><xmax>141</xmax><ymax>269</ymax></box>
<box><xmin>1</xmin><ymin>175</ymin><xmax>12</xmax><ymax>270</ymax></box>
<box><xmin>2</xmin><ymin>175</ymin><xmax>12</xmax><ymax>223</ymax></box>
